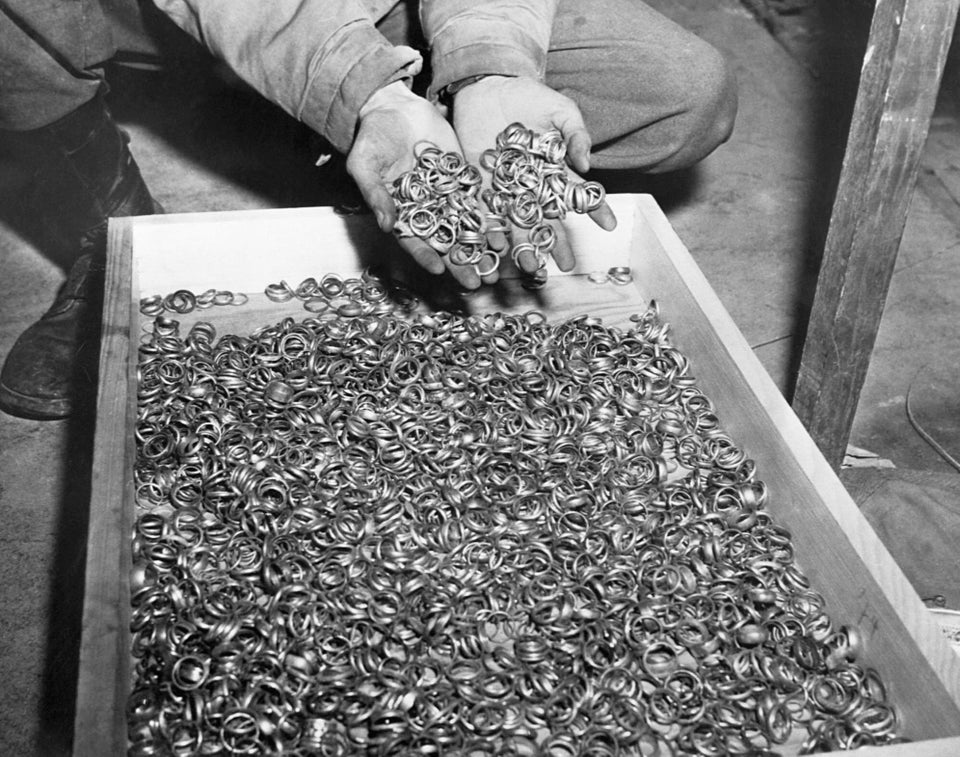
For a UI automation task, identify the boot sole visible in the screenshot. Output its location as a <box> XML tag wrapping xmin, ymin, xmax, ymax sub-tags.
<box><xmin>0</xmin><ymin>382</ymin><xmax>72</xmax><ymax>420</ymax></box>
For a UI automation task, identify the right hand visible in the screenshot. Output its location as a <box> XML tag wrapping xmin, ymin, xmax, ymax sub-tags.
<box><xmin>347</xmin><ymin>81</ymin><xmax>488</xmax><ymax>289</ymax></box>
<box><xmin>451</xmin><ymin>76</ymin><xmax>617</xmax><ymax>276</ymax></box>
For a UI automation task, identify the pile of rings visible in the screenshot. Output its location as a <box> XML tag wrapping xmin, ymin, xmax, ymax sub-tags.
<box><xmin>129</xmin><ymin>274</ymin><xmax>901</xmax><ymax>755</ymax></box>
<box><xmin>140</xmin><ymin>288</ymin><xmax>249</xmax><ymax>317</ymax></box>
<box><xmin>390</xmin><ymin>145</ymin><xmax>496</xmax><ymax>276</ymax></box>
<box><xmin>390</xmin><ymin>123</ymin><xmax>606</xmax><ymax>287</ymax></box>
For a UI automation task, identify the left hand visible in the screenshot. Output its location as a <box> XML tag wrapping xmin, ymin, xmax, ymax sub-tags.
<box><xmin>348</xmin><ymin>82</ymin><xmax>491</xmax><ymax>289</ymax></box>
<box><xmin>451</xmin><ymin>76</ymin><xmax>617</xmax><ymax>274</ymax></box>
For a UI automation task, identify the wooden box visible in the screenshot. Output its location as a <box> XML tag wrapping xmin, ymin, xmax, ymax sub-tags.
<box><xmin>76</xmin><ymin>195</ymin><xmax>960</xmax><ymax>755</ymax></box>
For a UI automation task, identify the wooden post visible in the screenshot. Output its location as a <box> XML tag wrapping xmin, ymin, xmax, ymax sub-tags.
<box><xmin>792</xmin><ymin>0</ymin><xmax>960</xmax><ymax>469</ymax></box>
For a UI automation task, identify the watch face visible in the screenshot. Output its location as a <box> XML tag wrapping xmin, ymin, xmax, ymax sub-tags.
<box><xmin>447</xmin><ymin>75</ymin><xmax>489</xmax><ymax>96</ymax></box>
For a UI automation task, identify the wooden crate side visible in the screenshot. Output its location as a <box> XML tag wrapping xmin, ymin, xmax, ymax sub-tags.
<box><xmin>839</xmin><ymin>737</ymin><xmax>960</xmax><ymax>756</ymax></box>
<box><xmin>629</xmin><ymin>197</ymin><xmax>960</xmax><ymax>739</ymax></box>
<box><xmin>127</xmin><ymin>198</ymin><xmax>637</xmax><ymax>295</ymax></box>
<box><xmin>77</xmin><ymin>197</ymin><xmax>960</xmax><ymax>754</ymax></box>
<box><xmin>73</xmin><ymin>202</ymin><xmax>636</xmax><ymax>755</ymax></box>
<box><xmin>74</xmin><ymin>218</ymin><xmax>138</xmax><ymax>756</ymax></box>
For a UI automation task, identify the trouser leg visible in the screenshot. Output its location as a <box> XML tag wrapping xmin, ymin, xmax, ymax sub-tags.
<box><xmin>380</xmin><ymin>0</ymin><xmax>736</xmax><ymax>172</ymax></box>
<box><xmin>0</xmin><ymin>87</ymin><xmax>162</xmax><ymax>420</ymax></box>
<box><xmin>0</xmin><ymin>1</ymin><xmax>161</xmax><ymax>419</ymax></box>
<box><xmin>0</xmin><ymin>0</ymin><xmax>115</xmax><ymax>130</ymax></box>
<box><xmin>545</xmin><ymin>0</ymin><xmax>738</xmax><ymax>172</ymax></box>
<box><xmin>0</xmin><ymin>0</ymin><xmax>149</xmax><ymax>247</ymax></box>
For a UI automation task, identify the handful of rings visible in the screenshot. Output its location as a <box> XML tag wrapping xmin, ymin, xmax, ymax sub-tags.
<box><xmin>389</xmin><ymin>122</ymin><xmax>606</xmax><ymax>284</ymax></box>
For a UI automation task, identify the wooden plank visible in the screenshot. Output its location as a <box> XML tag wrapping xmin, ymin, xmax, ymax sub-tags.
<box><xmin>128</xmin><ymin>199</ymin><xmax>636</xmax><ymax>294</ymax></box>
<box><xmin>72</xmin><ymin>201</ymin><xmax>637</xmax><ymax>756</ymax></box>
<box><xmin>73</xmin><ymin>219</ymin><xmax>138</xmax><ymax>757</ymax></box>
<box><xmin>844</xmin><ymin>737</ymin><xmax>960</xmax><ymax>757</ymax></box>
<box><xmin>792</xmin><ymin>0</ymin><xmax>960</xmax><ymax>468</ymax></box>
<box><xmin>632</xmin><ymin>197</ymin><xmax>960</xmax><ymax>743</ymax></box>
<box><xmin>77</xmin><ymin>197</ymin><xmax>960</xmax><ymax>753</ymax></box>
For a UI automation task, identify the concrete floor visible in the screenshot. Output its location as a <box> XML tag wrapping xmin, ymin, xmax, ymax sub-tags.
<box><xmin>1</xmin><ymin>1</ymin><xmax>959</xmax><ymax>754</ymax></box>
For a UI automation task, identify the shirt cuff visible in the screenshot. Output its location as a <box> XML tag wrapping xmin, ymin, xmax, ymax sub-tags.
<box><xmin>427</xmin><ymin>38</ymin><xmax>546</xmax><ymax>102</ymax></box>
<box><xmin>298</xmin><ymin>27</ymin><xmax>422</xmax><ymax>154</ymax></box>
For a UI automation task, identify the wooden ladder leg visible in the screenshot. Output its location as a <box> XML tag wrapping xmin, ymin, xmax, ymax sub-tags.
<box><xmin>792</xmin><ymin>0</ymin><xmax>960</xmax><ymax>470</ymax></box>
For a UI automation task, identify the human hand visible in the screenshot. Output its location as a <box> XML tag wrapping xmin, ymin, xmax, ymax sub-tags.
<box><xmin>348</xmin><ymin>82</ymin><xmax>488</xmax><ymax>288</ymax></box>
<box><xmin>451</xmin><ymin>76</ymin><xmax>617</xmax><ymax>276</ymax></box>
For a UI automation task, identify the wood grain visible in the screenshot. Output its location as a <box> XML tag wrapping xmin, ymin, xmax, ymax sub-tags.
<box><xmin>793</xmin><ymin>0</ymin><xmax>960</xmax><ymax>468</ymax></box>
<box><xmin>632</xmin><ymin>196</ymin><xmax>960</xmax><ymax>744</ymax></box>
<box><xmin>75</xmin><ymin>197</ymin><xmax>960</xmax><ymax>754</ymax></box>
<box><xmin>74</xmin><ymin>219</ymin><xmax>138</xmax><ymax>757</ymax></box>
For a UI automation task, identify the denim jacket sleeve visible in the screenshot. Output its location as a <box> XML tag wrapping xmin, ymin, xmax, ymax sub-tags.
<box><xmin>151</xmin><ymin>0</ymin><xmax>422</xmax><ymax>153</ymax></box>
<box><xmin>419</xmin><ymin>0</ymin><xmax>557</xmax><ymax>100</ymax></box>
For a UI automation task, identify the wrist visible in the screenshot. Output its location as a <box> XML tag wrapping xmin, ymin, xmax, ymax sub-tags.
<box><xmin>360</xmin><ymin>80</ymin><xmax>419</xmax><ymax>118</ymax></box>
<box><xmin>443</xmin><ymin>74</ymin><xmax>514</xmax><ymax>102</ymax></box>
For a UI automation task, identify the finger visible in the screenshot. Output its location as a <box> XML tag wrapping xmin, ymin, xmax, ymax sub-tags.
<box><xmin>486</xmin><ymin>228</ymin><xmax>509</xmax><ymax>252</ymax></box>
<box><xmin>512</xmin><ymin>232</ymin><xmax>560</xmax><ymax>275</ymax></box>
<box><xmin>561</xmin><ymin>165</ymin><xmax>616</xmax><ymax>232</ymax></box>
<box><xmin>550</xmin><ymin>224</ymin><xmax>576</xmax><ymax>272</ymax></box>
<box><xmin>588</xmin><ymin>201</ymin><xmax>618</xmax><ymax>232</ymax></box>
<box><xmin>555</xmin><ymin>109</ymin><xmax>592</xmax><ymax>174</ymax></box>
<box><xmin>478</xmin><ymin>184</ymin><xmax>510</xmax><ymax>253</ymax></box>
<box><xmin>397</xmin><ymin>237</ymin><xmax>446</xmax><ymax>276</ymax></box>
<box><xmin>471</xmin><ymin>249</ymin><xmax>502</xmax><ymax>287</ymax></box>
<box><xmin>565</xmin><ymin>130</ymin><xmax>592</xmax><ymax>174</ymax></box>
<box><xmin>446</xmin><ymin>260</ymin><xmax>482</xmax><ymax>290</ymax></box>
<box><xmin>479</xmin><ymin>268</ymin><xmax>500</xmax><ymax>287</ymax></box>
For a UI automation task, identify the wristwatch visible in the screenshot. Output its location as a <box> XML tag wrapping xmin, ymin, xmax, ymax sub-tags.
<box><xmin>440</xmin><ymin>74</ymin><xmax>504</xmax><ymax>101</ymax></box>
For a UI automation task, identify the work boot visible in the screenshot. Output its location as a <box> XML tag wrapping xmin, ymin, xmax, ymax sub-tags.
<box><xmin>0</xmin><ymin>91</ymin><xmax>161</xmax><ymax>420</ymax></box>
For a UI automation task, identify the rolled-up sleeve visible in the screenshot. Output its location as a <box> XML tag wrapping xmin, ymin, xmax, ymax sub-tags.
<box><xmin>152</xmin><ymin>0</ymin><xmax>422</xmax><ymax>153</ymax></box>
<box><xmin>420</xmin><ymin>1</ymin><xmax>557</xmax><ymax>100</ymax></box>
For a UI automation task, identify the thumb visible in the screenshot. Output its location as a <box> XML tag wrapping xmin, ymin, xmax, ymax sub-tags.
<box><xmin>351</xmin><ymin>164</ymin><xmax>397</xmax><ymax>232</ymax></box>
<box><xmin>556</xmin><ymin>109</ymin><xmax>592</xmax><ymax>174</ymax></box>
<box><xmin>588</xmin><ymin>202</ymin><xmax>618</xmax><ymax>232</ymax></box>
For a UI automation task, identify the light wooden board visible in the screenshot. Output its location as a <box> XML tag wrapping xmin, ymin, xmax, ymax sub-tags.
<box><xmin>793</xmin><ymin>0</ymin><xmax>960</xmax><ymax>467</ymax></box>
<box><xmin>130</xmin><ymin>196</ymin><xmax>636</xmax><ymax>295</ymax></box>
<box><xmin>75</xmin><ymin>195</ymin><xmax>960</xmax><ymax>755</ymax></box>
<box><xmin>75</xmin><ymin>210</ymin><xmax>138</xmax><ymax>757</ymax></box>
<box><xmin>631</xmin><ymin>201</ymin><xmax>960</xmax><ymax>744</ymax></box>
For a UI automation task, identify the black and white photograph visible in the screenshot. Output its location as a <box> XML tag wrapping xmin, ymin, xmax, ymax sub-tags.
<box><xmin>2</xmin><ymin>1</ymin><xmax>959</xmax><ymax>755</ymax></box>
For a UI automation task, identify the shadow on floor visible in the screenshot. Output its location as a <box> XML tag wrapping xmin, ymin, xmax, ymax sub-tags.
<box><xmin>105</xmin><ymin>60</ymin><xmax>362</xmax><ymax>212</ymax></box>
<box><xmin>36</xmin><ymin>400</ymin><xmax>96</xmax><ymax>756</ymax></box>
